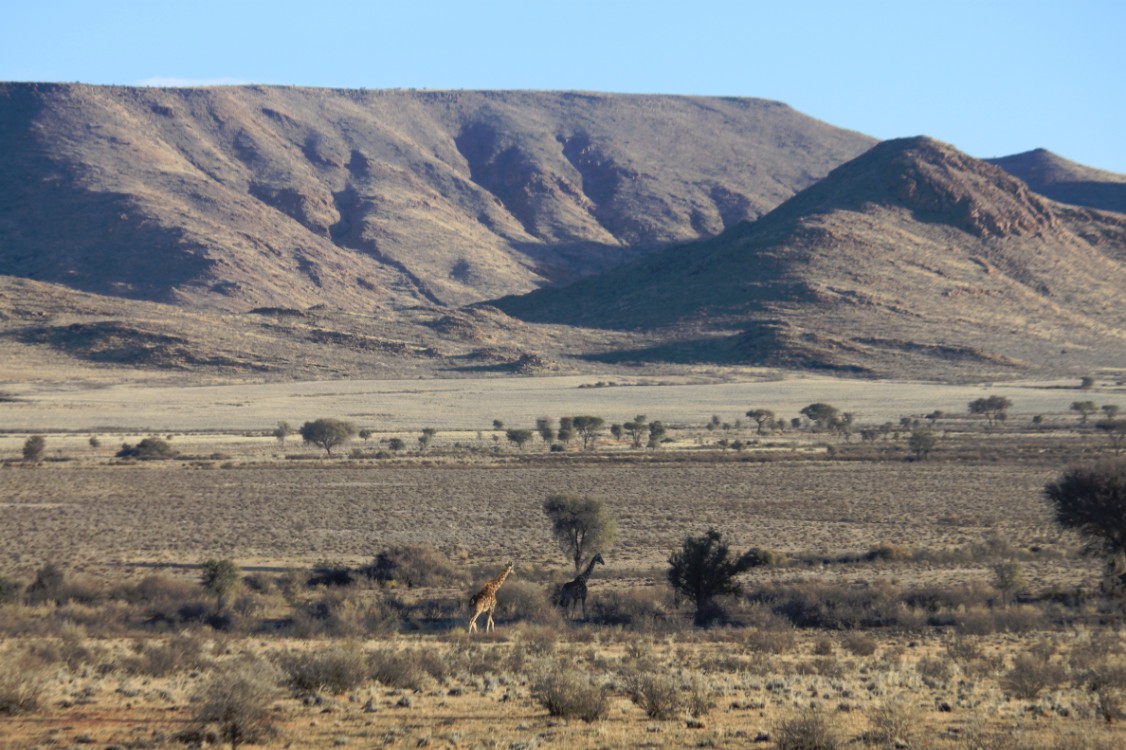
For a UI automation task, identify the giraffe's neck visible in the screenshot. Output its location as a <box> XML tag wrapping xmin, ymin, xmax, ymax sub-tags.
<box><xmin>487</xmin><ymin>568</ymin><xmax>510</xmax><ymax>594</ymax></box>
<box><xmin>577</xmin><ymin>557</ymin><xmax>598</xmax><ymax>582</ymax></box>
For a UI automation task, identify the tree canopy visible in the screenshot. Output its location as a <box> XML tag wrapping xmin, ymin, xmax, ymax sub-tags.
<box><xmin>667</xmin><ymin>529</ymin><xmax>767</xmax><ymax>626</ymax></box>
<box><xmin>1045</xmin><ymin>460</ymin><xmax>1126</xmax><ymax>557</ymax></box>
<box><xmin>542</xmin><ymin>494</ymin><xmax>618</xmax><ymax>572</ymax></box>
<box><xmin>968</xmin><ymin>395</ymin><xmax>1012</xmax><ymax>426</ymax></box>
<box><xmin>299</xmin><ymin>418</ymin><xmax>356</xmax><ymax>456</ymax></box>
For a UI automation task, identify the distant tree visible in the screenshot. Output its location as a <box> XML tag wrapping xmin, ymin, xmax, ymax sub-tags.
<box><xmin>116</xmin><ymin>437</ymin><xmax>177</xmax><ymax>460</ymax></box>
<box><xmin>492</xmin><ymin>419</ymin><xmax>505</xmax><ymax>431</ymax></box>
<box><xmin>745</xmin><ymin>409</ymin><xmax>775</xmax><ymax>436</ymax></box>
<box><xmin>22</xmin><ymin>435</ymin><xmax>46</xmax><ymax>463</ymax></box>
<box><xmin>572</xmin><ymin>416</ymin><xmax>605</xmax><ymax>450</ymax></box>
<box><xmin>610</xmin><ymin>423</ymin><xmax>624</xmax><ymax>441</ymax></box>
<box><xmin>790</xmin><ymin>417</ymin><xmax>802</xmax><ymax>430</ymax></box>
<box><xmin>647</xmin><ymin>421</ymin><xmax>667</xmax><ymax>449</ymax></box>
<box><xmin>557</xmin><ymin>417</ymin><xmax>576</xmax><ymax>448</ymax></box>
<box><xmin>505</xmin><ymin>428</ymin><xmax>534</xmax><ymax>450</ymax></box>
<box><xmin>908</xmin><ymin>430</ymin><xmax>938</xmax><ymax>460</ymax></box>
<box><xmin>1103</xmin><ymin>405</ymin><xmax>1121</xmax><ymax>419</ymax></box>
<box><xmin>200</xmin><ymin>558</ymin><xmax>241</xmax><ymax>614</ymax></box>
<box><xmin>88</xmin><ymin>435</ymin><xmax>101</xmax><ymax>449</ymax></box>
<box><xmin>1032</xmin><ymin>415</ymin><xmax>1045</xmax><ymax>428</ymax></box>
<box><xmin>1080</xmin><ymin>376</ymin><xmax>1095</xmax><ymax>390</ymax></box>
<box><xmin>1096</xmin><ymin>419</ymin><xmax>1126</xmax><ymax>455</ymax></box>
<box><xmin>358</xmin><ymin>428</ymin><xmax>373</xmax><ymax>444</ymax></box>
<box><xmin>801</xmin><ymin>403</ymin><xmax>840</xmax><ymax>430</ymax></box>
<box><xmin>667</xmin><ymin>529</ymin><xmax>768</xmax><ymax>626</ymax></box>
<box><xmin>925</xmin><ymin>410</ymin><xmax>944</xmax><ymax>425</ymax></box>
<box><xmin>543</xmin><ymin>494</ymin><xmax>619</xmax><ymax>573</ymax></box>
<box><xmin>968</xmin><ymin>395</ymin><xmax>1012</xmax><ymax>427</ymax></box>
<box><xmin>623</xmin><ymin>416</ymin><xmax>648</xmax><ymax>448</ymax></box>
<box><xmin>1071</xmin><ymin>401</ymin><xmax>1098</xmax><ymax>425</ymax></box>
<box><xmin>418</xmin><ymin>427</ymin><xmax>437</xmax><ymax>452</ymax></box>
<box><xmin>272</xmin><ymin>421</ymin><xmax>293</xmax><ymax>445</ymax></box>
<box><xmin>298</xmin><ymin>419</ymin><xmax>356</xmax><ymax>456</ymax></box>
<box><xmin>536</xmin><ymin>417</ymin><xmax>555</xmax><ymax>444</ymax></box>
<box><xmin>1045</xmin><ymin>460</ymin><xmax>1126</xmax><ymax>598</ymax></box>
<box><xmin>386</xmin><ymin>437</ymin><xmax>406</xmax><ymax>452</ymax></box>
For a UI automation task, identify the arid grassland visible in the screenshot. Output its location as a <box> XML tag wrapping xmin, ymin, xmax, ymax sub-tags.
<box><xmin>1</xmin><ymin>376</ymin><xmax>1125</xmax><ymax>748</ymax></box>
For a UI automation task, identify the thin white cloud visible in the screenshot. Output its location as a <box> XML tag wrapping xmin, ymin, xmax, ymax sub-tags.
<box><xmin>137</xmin><ymin>76</ymin><xmax>251</xmax><ymax>88</ymax></box>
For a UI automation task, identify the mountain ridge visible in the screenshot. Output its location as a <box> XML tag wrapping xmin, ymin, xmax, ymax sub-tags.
<box><xmin>493</xmin><ymin>136</ymin><xmax>1126</xmax><ymax>378</ymax></box>
<box><xmin>0</xmin><ymin>83</ymin><xmax>875</xmax><ymax>310</ymax></box>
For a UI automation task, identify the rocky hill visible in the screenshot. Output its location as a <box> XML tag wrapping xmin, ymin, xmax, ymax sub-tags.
<box><xmin>988</xmin><ymin>148</ymin><xmax>1126</xmax><ymax>215</ymax></box>
<box><xmin>0</xmin><ymin>84</ymin><xmax>873</xmax><ymax>311</ymax></box>
<box><xmin>495</xmin><ymin>137</ymin><xmax>1126</xmax><ymax>380</ymax></box>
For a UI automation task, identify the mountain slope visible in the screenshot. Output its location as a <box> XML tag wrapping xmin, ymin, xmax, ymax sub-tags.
<box><xmin>0</xmin><ymin>84</ymin><xmax>874</xmax><ymax>311</ymax></box>
<box><xmin>988</xmin><ymin>149</ymin><xmax>1126</xmax><ymax>215</ymax></box>
<box><xmin>494</xmin><ymin>137</ymin><xmax>1126</xmax><ymax>379</ymax></box>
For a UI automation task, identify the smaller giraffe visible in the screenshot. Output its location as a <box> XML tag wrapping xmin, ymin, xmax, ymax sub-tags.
<box><xmin>558</xmin><ymin>553</ymin><xmax>604</xmax><ymax>619</ymax></box>
<box><xmin>468</xmin><ymin>561</ymin><xmax>514</xmax><ymax>634</ymax></box>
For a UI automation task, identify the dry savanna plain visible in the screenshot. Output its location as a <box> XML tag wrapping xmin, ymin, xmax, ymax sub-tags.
<box><xmin>2</xmin><ymin>372</ymin><xmax>1126</xmax><ymax>749</ymax></box>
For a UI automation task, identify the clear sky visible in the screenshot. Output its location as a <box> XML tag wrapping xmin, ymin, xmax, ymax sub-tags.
<box><xmin>3</xmin><ymin>0</ymin><xmax>1123</xmax><ymax>172</ymax></box>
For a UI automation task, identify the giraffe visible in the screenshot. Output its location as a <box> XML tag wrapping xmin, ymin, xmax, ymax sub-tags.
<box><xmin>558</xmin><ymin>553</ymin><xmax>604</xmax><ymax>619</ymax></box>
<box><xmin>468</xmin><ymin>561</ymin><xmax>514</xmax><ymax>633</ymax></box>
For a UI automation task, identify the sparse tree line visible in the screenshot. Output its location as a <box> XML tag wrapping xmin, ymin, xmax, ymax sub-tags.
<box><xmin>6</xmin><ymin>389</ymin><xmax>1123</xmax><ymax>466</ymax></box>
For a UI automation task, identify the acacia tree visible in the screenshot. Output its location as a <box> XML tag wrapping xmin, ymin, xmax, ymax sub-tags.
<box><xmin>623</xmin><ymin>416</ymin><xmax>648</xmax><ymax>448</ymax></box>
<box><xmin>299</xmin><ymin>418</ymin><xmax>356</xmax><ymax>456</ymax></box>
<box><xmin>647</xmin><ymin>420</ymin><xmax>667</xmax><ymax>449</ymax></box>
<box><xmin>968</xmin><ymin>395</ymin><xmax>1012</xmax><ymax>427</ymax></box>
<box><xmin>1071</xmin><ymin>401</ymin><xmax>1098</xmax><ymax>425</ymax></box>
<box><xmin>201</xmin><ymin>558</ymin><xmax>242</xmax><ymax>614</ymax></box>
<box><xmin>1096</xmin><ymin>419</ymin><xmax>1126</xmax><ymax>455</ymax></box>
<box><xmin>542</xmin><ymin>494</ymin><xmax>619</xmax><ymax>573</ymax></box>
<box><xmin>272</xmin><ymin>421</ymin><xmax>293</xmax><ymax>445</ymax></box>
<box><xmin>536</xmin><ymin>417</ymin><xmax>555</xmax><ymax>444</ymax></box>
<box><xmin>745</xmin><ymin>409</ymin><xmax>775</xmax><ymax>436</ymax></box>
<box><xmin>800</xmin><ymin>403</ymin><xmax>839</xmax><ymax>430</ymax></box>
<box><xmin>667</xmin><ymin>529</ymin><xmax>767</xmax><ymax>626</ymax></box>
<box><xmin>908</xmin><ymin>429</ymin><xmax>938</xmax><ymax>460</ymax></box>
<box><xmin>22</xmin><ymin>435</ymin><xmax>46</xmax><ymax>462</ymax></box>
<box><xmin>572</xmin><ymin>416</ymin><xmax>605</xmax><ymax>450</ymax></box>
<box><xmin>505</xmin><ymin>428</ymin><xmax>534</xmax><ymax>450</ymax></box>
<box><xmin>1045</xmin><ymin>460</ymin><xmax>1126</xmax><ymax>593</ymax></box>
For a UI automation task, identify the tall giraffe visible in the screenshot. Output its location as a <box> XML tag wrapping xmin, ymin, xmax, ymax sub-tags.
<box><xmin>558</xmin><ymin>553</ymin><xmax>604</xmax><ymax>619</ymax></box>
<box><xmin>468</xmin><ymin>562</ymin><xmax>514</xmax><ymax>633</ymax></box>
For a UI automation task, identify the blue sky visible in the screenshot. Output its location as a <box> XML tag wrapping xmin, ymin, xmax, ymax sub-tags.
<box><xmin>4</xmin><ymin>1</ymin><xmax>1123</xmax><ymax>172</ymax></box>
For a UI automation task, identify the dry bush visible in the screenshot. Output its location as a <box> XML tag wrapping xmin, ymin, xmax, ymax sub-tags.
<box><xmin>1002</xmin><ymin>653</ymin><xmax>1069</xmax><ymax>699</ymax></box>
<box><xmin>290</xmin><ymin>589</ymin><xmax>400</xmax><ymax>637</ymax></box>
<box><xmin>531</xmin><ymin>662</ymin><xmax>608</xmax><ymax>722</ymax></box>
<box><xmin>745</xmin><ymin>625</ymin><xmax>797</xmax><ymax>655</ymax></box>
<box><xmin>916</xmin><ymin>654</ymin><xmax>954</xmax><ymax>684</ymax></box>
<box><xmin>623</xmin><ymin>668</ymin><xmax>682</xmax><ymax>720</ymax></box>
<box><xmin>751</xmin><ymin>582</ymin><xmax>905</xmax><ymax>629</ymax></box>
<box><xmin>364</xmin><ymin>544</ymin><xmax>468</xmax><ymax>588</ymax></box>
<box><xmin>188</xmin><ymin>657</ymin><xmax>282</xmax><ymax>748</ymax></box>
<box><xmin>589</xmin><ymin>587</ymin><xmax>677</xmax><ymax>631</ymax></box>
<box><xmin>842</xmin><ymin>631</ymin><xmax>878</xmax><ymax>656</ymax></box>
<box><xmin>368</xmin><ymin>647</ymin><xmax>447</xmax><ymax>690</ymax></box>
<box><xmin>864</xmin><ymin>694</ymin><xmax>918</xmax><ymax>748</ymax></box>
<box><xmin>124</xmin><ymin>632</ymin><xmax>207</xmax><ymax>677</ymax></box>
<box><xmin>495</xmin><ymin>580</ymin><xmax>564</xmax><ymax>627</ymax></box>
<box><xmin>279</xmin><ymin>643</ymin><xmax>368</xmax><ymax>694</ymax></box>
<box><xmin>774</xmin><ymin>708</ymin><xmax>842</xmax><ymax>750</ymax></box>
<box><xmin>0</xmin><ymin>651</ymin><xmax>46</xmax><ymax>715</ymax></box>
<box><xmin>957</xmin><ymin>605</ymin><xmax>1050</xmax><ymax>635</ymax></box>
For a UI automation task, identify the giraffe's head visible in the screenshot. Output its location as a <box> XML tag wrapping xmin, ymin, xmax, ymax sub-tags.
<box><xmin>504</xmin><ymin>561</ymin><xmax>515</xmax><ymax>575</ymax></box>
<box><xmin>591</xmin><ymin>553</ymin><xmax>605</xmax><ymax>566</ymax></box>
